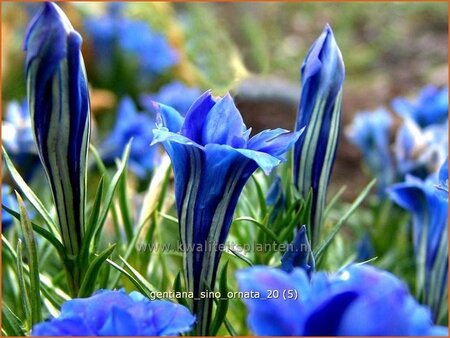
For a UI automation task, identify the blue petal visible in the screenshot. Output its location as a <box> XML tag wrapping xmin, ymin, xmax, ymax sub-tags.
<box><xmin>180</xmin><ymin>90</ymin><xmax>216</xmax><ymax>144</ymax></box>
<box><xmin>201</xmin><ymin>93</ymin><xmax>247</xmax><ymax>147</ymax></box>
<box><xmin>148</xmin><ymin>300</ymin><xmax>196</xmax><ymax>336</ymax></box>
<box><xmin>236</xmin><ymin>267</ymin><xmax>308</xmax><ymax>335</ymax></box>
<box><xmin>248</xmin><ymin>128</ymin><xmax>302</xmax><ymax>158</ymax></box>
<box><xmin>98</xmin><ymin>308</ymin><xmax>138</xmax><ymax>336</ymax></box>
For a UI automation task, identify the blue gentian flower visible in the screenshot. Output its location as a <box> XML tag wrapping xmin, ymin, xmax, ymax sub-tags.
<box><xmin>100</xmin><ymin>97</ymin><xmax>159</xmax><ymax>179</ymax></box>
<box><xmin>1</xmin><ymin>100</ymin><xmax>40</xmax><ymax>181</ymax></box>
<box><xmin>346</xmin><ymin>108</ymin><xmax>394</xmax><ymax>197</ymax></box>
<box><xmin>392</xmin><ymin>85</ymin><xmax>448</xmax><ymax>128</ymax></box>
<box><xmin>24</xmin><ymin>2</ymin><xmax>90</xmax><ymax>257</ymax></box>
<box><xmin>237</xmin><ymin>265</ymin><xmax>447</xmax><ymax>336</ymax></box>
<box><xmin>85</xmin><ymin>3</ymin><xmax>178</xmax><ymax>82</ymax></box>
<box><xmin>2</xmin><ymin>185</ymin><xmax>18</xmax><ymax>231</ymax></box>
<box><xmin>389</xmin><ymin>175</ymin><xmax>448</xmax><ymax>322</ymax></box>
<box><xmin>394</xmin><ymin>118</ymin><xmax>448</xmax><ymax>180</ymax></box>
<box><xmin>31</xmin><ymin>289</ymin><xmax>195</xmax><ymax>336</ymax></box>
<box><xmin>152</xmin><ymin>91</ymin><xmax>301</xmax><ymax>334</ymax></box>
<box><xmin>140</xmin><ymin>81</ymin><xmax>202</xmax><ymax>116</ymax></box>
<box><xmin>293</xmin><ymin>24</ymin><xmax>345</xmax><ymax>247</ymax></box>
<box><xmin>280</xmin><ymin>225</ymin><xmax>315</xmax><ymax>276</ymax></box>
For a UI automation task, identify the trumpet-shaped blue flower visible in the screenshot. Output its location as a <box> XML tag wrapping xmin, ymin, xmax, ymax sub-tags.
<box><xmin>85</xmin><ymin>3</ymin><xmax>178</xmax><ymax>84</ymax></box>
<box><xmin>237</xmin><ymin>265</ymin><xmax>447</xmax><ymax>336</ymax></box>
<box><xmin>293</xmin><ymin>24</ymin><xmax>345</xmax><ymax>247</ymax></box>
<box><xmin>280</xmin><ymin>225</ymin><xmax>315</xmax><ymax>276</ymax></box>
<box><xmin>24</xmin><ymin>2</ymin><xmax>90</xmax><ymax>259</ymax></box>
<box><xmin>392</xmin><ymin>85</ymin><xmax>448</xmax><ymax>128</ymax></box>
<box><xmin>152</xmin><ymin>91</ymin><xmax>301</xmax><ymax>334</ymax></box>
<box><xmin>394</xmin><ymin>118</ymin><xmax>448</xmax><ymax>180</ymax></box>
<box><xmin>346</xmin><ymin>108</ymin><xmax>394</xmax><ymax>197</ymax></box>
<box><xmin>140</xmin><ymin>81</ymin><xmax>202</xmax><ymax>116</ymax></box>
<box><xmin>389</xmin><ymin>175</ymin><xmax>448</xmax><ymax>322</ymax></box>
<box><xmin>31</xmin><ymin>289</ymin><xmax>195</xmax><ymax>336</ymax></box>
<box><xmin>100</xmin><ymin>97</ymin><xmax>159</xmax><ymax>179</ymax></box>
<box><xmin>1</xmin><ymin>100</ymin><xmax>40</xmax><ymax>181</ymax></box>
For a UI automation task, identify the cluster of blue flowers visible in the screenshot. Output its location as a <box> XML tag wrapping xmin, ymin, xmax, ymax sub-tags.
<box><xmin>346</xmin><ymin>84</ymin><xmax>448</xmax><ymax>195</ymax></box>
<box><xmin>84</xmin><ymin>3</ymin><xmax>178</xmax><ymax>84</ymax></box>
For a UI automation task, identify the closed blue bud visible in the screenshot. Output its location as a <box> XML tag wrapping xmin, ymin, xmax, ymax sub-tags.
<box><xmin>152</xmin><ymin>91</ymin><xmax>301</xmax><ymax>334</ymax></box>
<box><xmin>237</xmin><ymin>265</ymin><xmax>446</xmax><ymax>336</ymax></box>
<box><xmin>346</xmin><ymin>108</ymin><xmax>394</xmax><ymax>197</ymax></box>
<box><xmin>100</xmin><ymin>97</ymin><xmax>159</xmax><ymax>179</ymax></box>
<box><xmin>392</xmin><ymin>85</ymin><xmax>448</xmax><ymax>128</ymax></box>
<box><xmin>140</xmin><ymin>81</ymin><xmax>203</xmax><ymax>116</ymax></box>
<box><xmin>31</xmin><ymin>289</ymin><xmax>195</xmax><ymax>336</ymax></box>
<box><xmin>1</xmin><ymin>100</ymin><xmax>41</xmax><ymax>181</ymax></box>
<box><xmin>389</xmin><ymin>175</ymin><xmax>448</xmax><ymax>322</ymax></box>
<box><xmin>293</xmin><ymin>24</ymin><xmax>345</xmax><ymax>247</ymax></box>
<box><xmin>394</xmin><ymin>118</ymin><xmax>448</xmax><ymax>180</ymax></box>
<box><xmin>24</xmin><ymin>2</ymin><xmax>90</xmax><ymax>257</ymax></box>
<box><xmin>280</xmin><ymin>225</ymin><xmax>315</xmax><ymax>276</ymax></box>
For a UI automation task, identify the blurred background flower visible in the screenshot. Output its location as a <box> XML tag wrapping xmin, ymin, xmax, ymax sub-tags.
<box><xmin>100</xmin><ymin>97</ymin><xmax>160</xmax><ymax>180</ymax></box>
<box><xmin>1</xmin><ymin>100</ymin><xmax>40</xmax><ymax>182</ymax></box>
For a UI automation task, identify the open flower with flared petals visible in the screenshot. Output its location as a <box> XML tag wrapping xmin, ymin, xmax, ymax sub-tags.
<box><xmin>151</xmin><ymin>91</ymin><xmax>301</xmax><ymax>334</ymax></box>
<box><xmin>389</xmin><ymin>173</ymin><xmax>448</xmax><ymax>322</ymax></box>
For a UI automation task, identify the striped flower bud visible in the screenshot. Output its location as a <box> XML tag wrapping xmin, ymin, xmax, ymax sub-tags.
<box><xmin>293</xmin><ymin>25</ymin><xmax>345</xmax><ymax>247</ymax></box>
<box><xmin>24</xmin><ymin>2</ymin><xmax>90</xmax><ymax>258</ymax></box>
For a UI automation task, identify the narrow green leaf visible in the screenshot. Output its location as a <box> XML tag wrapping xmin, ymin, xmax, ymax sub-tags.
<box><xmin>89</xmin><ymin>144</ymin><xmax>108</xmax><ymax>177</ymax></box>
<box><xmin>15</xmin><ymin>240</ymin><xmax>31</xmax><ymax>328</ymax></box>
<box><xmin>2</xmin><ymin>235</ymin><xmax>70</xmax><ymax>309</ymax></box>
<box><xmin>250</xmin><ymin>175</ymin><xmax>267</xmax><ymax>218</ymax></box>
<box><xmin>314</xmin><ymin>179</ymin><xmax>376</xmax><ymax>260</ymax></box>
<box><xmin>324</xmin><ymin>185</ymin><xmax>347</xmax><ymax>217</ymax></box>
<box><xmin>118</xmin><ymin>256</ymin><xmax>158</xmax><ymax>294</ymax></box>
<box><xmin>210</xmin><ymin>261</ymin><xmax>230</xmax><ymax>335</ymax></box>
<box><xmin>3</xmin><ymin>146</ymin><xmax>59</xmax><ymax>236</ymax></box>
<box><xmin>108</xmin><ymin>210</ymin><xmax>156</xmax><ymax>289</ymax></box>
<box><xmin>234</xmin><ymin>216</ymin><xmax>281</xmax><ymax>243</ymax></box>
<box><xmin>2</xmin><ymin>205</ymin><xmax>65</xmax><ymax>260</ymax></box>
<box><xmin>16</xmin><ymin>192</ymin><xmax>42</xmax><ymax>324</ymax></box>
<box><xmin>118</xmin><ymin>169</ymin><xmax>134</xmax><ymax>243</ymax></box>
<box><xmin>78</xmin><ymin>244</ymin><xmax>116</xmax><ymax>297</ymax></box>
<box><xmin>106</xmin><ymin>259</ymin><xmax>153</xmax><ymax>299</ymax></box>
<box><xmin>2</xmin><ymin>303</ymin><xmax>26</xmax><ymax>336</ymax></box>
<box><xmin>227</xmin><ymin>248</ymin><xmax>253</xmax><ymax>267</ymax></box>
<box><xmin>223</xmin><ymin>317</ymin><xmax>238</xmax><ymax>336</ymax></box>
<box><xmin>173</xmin><ymin>271</ymin><xmax>189</xmax><ymax>307</ymax></box>
<box><xmin>80</xmin><ymin>176</ymin><xmax>104</xmax><ymax>266</ymax></box>
<box><xmin>86</xmin><ymin>142</ymin><xmax>131</xmax><ymax>255</ymax></box>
